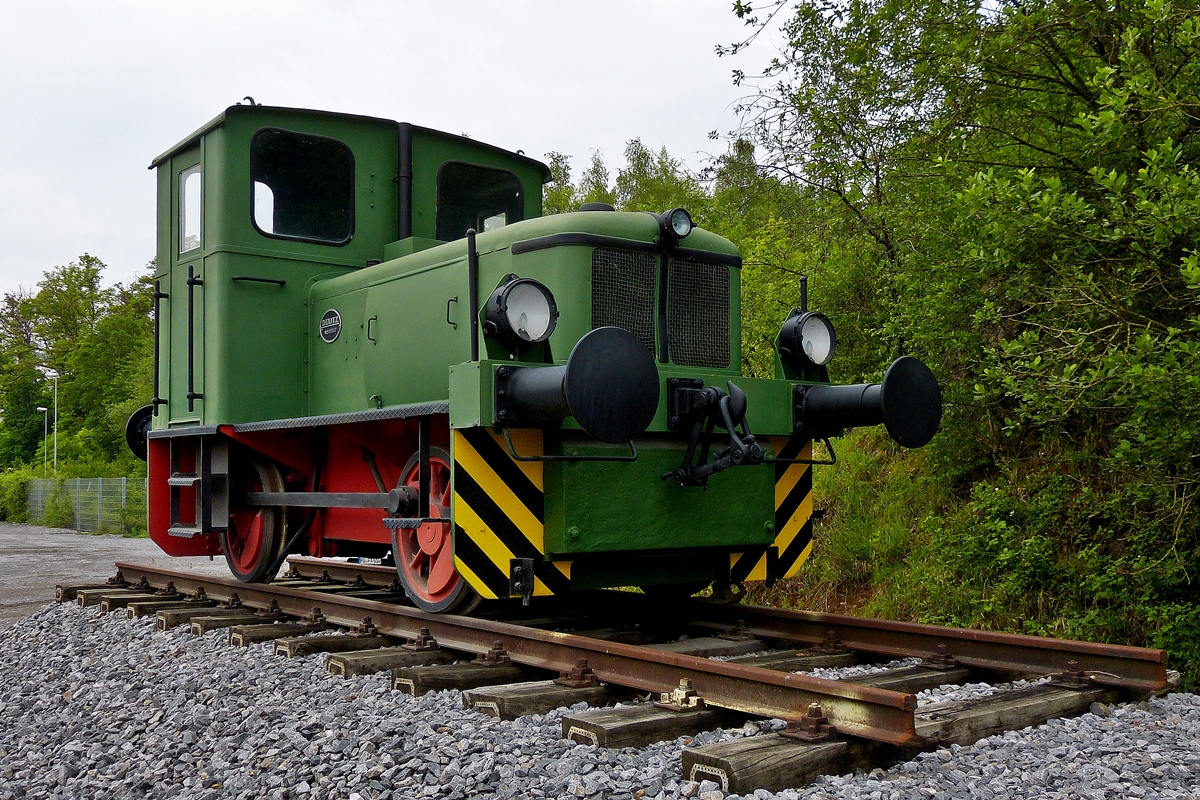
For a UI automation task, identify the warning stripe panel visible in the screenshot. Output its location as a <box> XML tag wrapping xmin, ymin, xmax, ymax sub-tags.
<box><xmin>453</xmin><ymin>437</ymin><xmax>545</xmax><ymax>549</ymax></box>
<box><xmin>452</xmin><ymin>428</ymin><xmax>567</xmax><ymax>599</ymax></box>
<box><xmin>452</xmin><ymin>525</ymin><xmax>508</xmax><ymax>600</ymax></box>
<box><xmin>454</xmin><ymin>470</ymin><xmax>568</xmax><ymax>595</ymax></box>
<box><xmin>730</xmin><ymin>436</ymin><xmax>815</xmax><ymax>583</ymax></box>
<box><xmin>773</xmin><ymin>438</ymin><xmax>814</xmax><ymax>577</ymax></box>
<box><xmin>458</xmin><ymin>427</ymin><xmax>544</xmax><ymax>514</ymax></box>
<box><xmin>487</xmin><ymin>428</ymin><xmax>544</xmax><ymax>489</ymax></box>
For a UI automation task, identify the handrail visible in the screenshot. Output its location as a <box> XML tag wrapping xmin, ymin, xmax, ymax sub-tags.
<box><xmin>152</xmin><ymin>280</ymin><xmax>168</xmax><ymax>415</ymax></box>
<box><xmin>186</xmin><ymin>266</ymin><xmax>203</xmax><ymax>412</ymax></box>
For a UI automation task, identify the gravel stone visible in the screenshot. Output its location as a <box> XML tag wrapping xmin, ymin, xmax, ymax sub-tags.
<box><xmin>0</xmin><ymin>601</ymin><xmax>1197</xmax><ymax>800</ymax></box>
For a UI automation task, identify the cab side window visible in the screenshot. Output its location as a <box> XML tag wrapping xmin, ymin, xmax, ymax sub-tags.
<box><xmin>251</xmin><ymin>128</ymin><xmax>355</xmax><ymax>245</ymax></box>
<box><xmin>179</xmin><ymin>165</ymin><xmax>202</xmax><ymax>254</ymax></box>
<box><xmin>436</xmin><ymin>162</ymin><xmax>523</xmax><ymax>241</ymax></box>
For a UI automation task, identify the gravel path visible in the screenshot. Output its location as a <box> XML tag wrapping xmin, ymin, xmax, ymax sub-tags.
<box><xmin>0</xmin><ymin>601</ymin><xmax>1196</xmax><ymax>800</ymax></box>
<box><xmin>0</xmin><ymin>523</ymin><xmax>230</xmax><ymax>629</ymax></box>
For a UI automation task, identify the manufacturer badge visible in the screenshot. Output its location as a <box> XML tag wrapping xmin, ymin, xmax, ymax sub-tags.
<box><xmin>320</xmin><ymin>309</ymin><xmax>342</xmax><ymax>343</ymax></box>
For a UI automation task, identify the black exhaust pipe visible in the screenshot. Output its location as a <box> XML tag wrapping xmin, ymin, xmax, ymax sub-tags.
<box><xmin>796</xmin><ymin>356</ymin><xmax>942</xmax><ymax>448</ymax></box>
<box><xmin>495</xmin><ymin>327</ymin><xmax>660</xmax><ymax>444</ymax></box>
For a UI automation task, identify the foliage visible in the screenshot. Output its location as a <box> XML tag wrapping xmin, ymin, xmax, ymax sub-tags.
<box><xmin>0</xmin><ymin>256</ymin><xmax>152</xmax><ymax>478</ymax></box>
<box><xmin>0</xmin><ymin>466</ymin><xmax>36</xmax><ymax>522</ymax></box>
<box><xmin>38</xmin><ymin>482</ymin><xmax>77</xmax><ymax>530</ymax></box>
<box><xmin>726</xmin><ymin>0</ymin><xmax>1200</xmax><ymax>687</ymax></box>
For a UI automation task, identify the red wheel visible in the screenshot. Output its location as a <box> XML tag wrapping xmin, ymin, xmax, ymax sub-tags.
<box><xmin>224</xmin><ymin>460</ymin><xmax>286</xmax><ymax>583</ymax></box>
<box><xmin>392</xmin><ymin>446</ymin><xmax>478</xmax><ymax>613</ymax></box>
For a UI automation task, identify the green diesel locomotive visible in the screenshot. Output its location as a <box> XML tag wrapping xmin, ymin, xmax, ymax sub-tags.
<box><xmin>128</xmin><ymin>103</ymin><xmax>941</xmax><ymax>613</ymax></box>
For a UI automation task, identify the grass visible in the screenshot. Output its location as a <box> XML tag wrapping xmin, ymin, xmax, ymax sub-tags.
<box><xmin>745</xmin><ymin>427</ymin><xmax>952</xmax><ymax>620</ymax></box>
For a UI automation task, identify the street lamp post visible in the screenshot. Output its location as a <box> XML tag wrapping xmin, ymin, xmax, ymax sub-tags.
<box><xmin>45</xmin><ymin>370</ymin><xmax>58</xmax><ymax>474</ymax></box>
<box><xmin>36</xmin><ymin>406</ymin><xmax>49</xmax><ymax>473</ymax></box>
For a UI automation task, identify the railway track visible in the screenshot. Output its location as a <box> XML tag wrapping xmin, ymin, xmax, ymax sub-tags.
<box><xmin>57</xmin><ymin>558</ymin><xmax>1176</xmax><ymax>795</ymax></box>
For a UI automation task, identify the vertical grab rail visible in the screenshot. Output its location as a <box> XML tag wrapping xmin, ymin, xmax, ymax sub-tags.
<box><xmin>186</xmin><ymin>266</ymin><xmax>203</xmax><ymax>412</ymax></box>
<box><xmin>418</xmin><ymin>416</ymin><xmax>431</xmax><ymax>519</ymax></box>
<box><xmin>467</xmin><ymin>228</ymin><xmax>479</xmax><ymax>362</ymax></box>
<box><xmin>152</xmin><ymin>279</ymin><xmax>168</xmax><ymax>416</ymax></box>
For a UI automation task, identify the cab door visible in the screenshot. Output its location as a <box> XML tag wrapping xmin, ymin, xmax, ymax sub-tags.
<box><xmin>168</xmin><ymin>155</ymin><xmax>205</xmax><ymax>424</ymax></box>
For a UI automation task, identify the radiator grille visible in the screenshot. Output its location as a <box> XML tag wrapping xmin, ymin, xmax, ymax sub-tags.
<box><xmin>591</xmin><ymin>248</ymin><xmax>657</xmax><ymax>354</ymax></box>
<box><xmin>668</xmin><ymin>259</ymin><xmax>730</xmax><ymax>368</ymax></box>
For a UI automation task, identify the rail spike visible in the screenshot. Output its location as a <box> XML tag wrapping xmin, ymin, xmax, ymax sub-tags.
<box><xmin>654</xmin><ymin>678</ymin><xmax>706</xmax><ymax>712</ymax></box>
<box><xmin>403</xmin><ymin>627</ymin><xmax>438</xmax><ymax>651</ymax></box>
<box><xmin>779</xmin><ymin>702</ymin><xmax>837</xmax><ymax>743</ymax></box>
<box><xmin>475</xmin><ymin>640</ymin><xmax>511</xmax><ymax>666</ymax></box>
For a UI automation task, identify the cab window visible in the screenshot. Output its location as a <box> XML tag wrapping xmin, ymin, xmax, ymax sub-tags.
<box><xmin>179</xmin><ymin>165</ymin><xmax>202</xmax><ymax>254</ymax></box>
<box><xmin>436</xmin><ymin>162</ymin><xmax>523</xmax><ymax>241</ymax></box>
<box><xmin>251</xmin><ymin>128</ymin><xmax>355</xmax><ymax>244</ymax></box>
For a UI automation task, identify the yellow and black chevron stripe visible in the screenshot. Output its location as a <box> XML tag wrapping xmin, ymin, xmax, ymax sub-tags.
<box><xmin>728</xmin><ymin>436</ymin><xmax>814</xmax><ymax>585</ymax></box>
<box><xmin>451</xmin><ymin>427</ymin><xmax>571</xmax><ymax>599</ymax></box>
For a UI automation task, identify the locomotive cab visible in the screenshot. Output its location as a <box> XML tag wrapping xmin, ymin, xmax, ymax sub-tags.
<box><xmin>135</xmin><ymin>104</ymin><xmax>942</xmax><ymax>613</ymax></box>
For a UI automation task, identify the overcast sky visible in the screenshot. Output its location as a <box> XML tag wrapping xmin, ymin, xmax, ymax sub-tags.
<box><xmin>0</xmin><ymin>1</ymin><xmax>776</xmax><ymax>296</ymax></box>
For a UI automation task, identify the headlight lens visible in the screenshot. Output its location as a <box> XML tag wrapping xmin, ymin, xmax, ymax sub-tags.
<box><xmin>485</xmin><ymin>277</ymin><xmax>559</xmax><ymax>344</ymax></box>
<box><xmin>663</xmin><ymin>207</ymin><xmax>693</xmax><ymax>240</ymax></box>
<box><xmin>779</xmin><ymin>311</ymin><xmax>837</xmax><ymax>369</ymax></box>
<box><xmin>799</xmin><ymin>313</ymin><xmax>835</xmax><ymax>365</ymax></box>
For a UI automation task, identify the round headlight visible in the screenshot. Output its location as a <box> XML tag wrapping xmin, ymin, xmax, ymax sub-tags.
<box><xmin>485</xmin><ymin>277</ymin><xmax>559</xmax><ymax>344</ymax></box>
<box><xmin>663</xmin><ymin>207</ymin><xmax>693</xmax><ymax>241</ymax></box>
<box><xmin>779</xmin><ymin>311</ymin><xmax>837</xmax><ymax>369</ymax></box>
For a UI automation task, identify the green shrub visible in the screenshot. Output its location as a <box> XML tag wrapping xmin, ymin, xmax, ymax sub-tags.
<box><xmin>38</xmin><ymin>481</ymin><xmax>76</xmax><ymax>530</ymax></box>
<box><xmin>0</xmin><ymin>466</ymin><xmax>36</xmax><ymax>522</ymax></box>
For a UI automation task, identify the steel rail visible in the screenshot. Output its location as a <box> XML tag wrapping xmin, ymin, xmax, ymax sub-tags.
<box><xmin>284</xmin><ymin>557</ymin><xmax>398</xmax><ymax>586</ymax></box>
<box><xmin>685</xmin><ymin>600</ymin><xmax>1169</xmax><ymax>693</ymax></box>
<box><xmin>115</xmin><ymin>562</ymin><xmax>918</xmax><ymax>744</ymax></box>
<box><xmin>279</xmin><ymin>558</ymin><xmax>1167</xmax><ymax>692</ymax></box>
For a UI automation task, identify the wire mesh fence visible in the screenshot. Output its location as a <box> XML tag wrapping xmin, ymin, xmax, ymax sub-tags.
<box><xmin>27</xmin><ymin>478</ymin><xmax>147</xmax><ymax>534</ymax></box>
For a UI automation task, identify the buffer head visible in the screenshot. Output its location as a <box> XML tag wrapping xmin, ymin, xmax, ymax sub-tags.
<box><xmin>564</xmin><ymin>327</ymin><xmax>660</xmax><ymax>444</ymax></box>
<box><xmin>879</xmin><ymin>356</ymin><xmax>942</xmax><ymax>448</ymax></box>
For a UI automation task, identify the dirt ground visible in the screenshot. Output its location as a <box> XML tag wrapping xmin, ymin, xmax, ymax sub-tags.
<box><xmin>0</xmin><ymin>523</ymin><xmax>231</xmax><ymax>628</ymax></box>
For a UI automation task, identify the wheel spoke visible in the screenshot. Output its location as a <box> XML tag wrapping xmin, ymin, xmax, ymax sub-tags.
<box><xmin>426</xmin><ymin>537</ymin><xmax>456</xmax><ymax>594</ymax></box>
<box><xmin>392</xmin><ymin>447</ymin><xmax>473</xmax><ymax>612</ymax></box>
<box><xmin>223</xmin><ymin>461</ymin><xmax>284</xmax><ymax>583</ymax></box>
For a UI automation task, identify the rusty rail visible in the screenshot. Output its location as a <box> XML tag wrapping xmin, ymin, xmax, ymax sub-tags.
<box><xmin>686</xmin><ymin>600</ymin><xmax>1169</xmax><ymax>694</ymax></box>
<box><xmin>283</xmin><ymin>557</ymin><xmax>1167</xmax><ymax>693</ymax></box>
<box><xmin>116</xmin><ymin>561</ymin><xmax>918</xmax><ymax>744</ymax></box>
<box><xmin>284</xmin><ymin>556</ymin><xmax>397</xmax><ymax>586</ymax></box>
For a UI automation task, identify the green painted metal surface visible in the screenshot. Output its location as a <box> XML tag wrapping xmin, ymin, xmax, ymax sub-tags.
<box><xmin>407</xmin><ymin>130</ymin><xmax>547</xmax><ymax>242</ymax></box>
<box><xmin>307</xmin><ymin>210</ymin><xmax>744</xmax><ymax>417</ymax></box>
<box><xmin>447</xmin><ymin>362</ymin><xmax>796</xmax><ymax>437</ymax></box>
<box><xmin>152</xmin><ymin>105</ymin><xmax>554</xmax><ymax>429</ymax></box>
<box><xmin>542</xmin><ymin>437</ymin><xmax>776</xmax><ymax>557</ymax></box>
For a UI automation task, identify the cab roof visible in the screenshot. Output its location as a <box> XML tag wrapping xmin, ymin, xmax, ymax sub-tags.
<box><xmin>149</xmin><ymin>103</ymin><xmax>552</xmax><ymax>183</ymax></box>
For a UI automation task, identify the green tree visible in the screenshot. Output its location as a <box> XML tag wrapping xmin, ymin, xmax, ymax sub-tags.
<box><xmin>728</xmin><ymin>0</ymin><xmax>1200</xmax><ymax>684</ymax></box>
<box><xmin>542</xmin><ymin>151</ymin><xmax>578</xmax><ymax>215</ymax></box>
<box><xmin>0</xmin><ymin>256</ymin><xmax>153</xmax><ymax>474</ymax></box>
<box><xmin>578</xmin><ymin>151</ymin><xmax>618</xmax><ymax>207</ymax></box>
<box><xmin>33</xmin><ymin>254</ymin><xmax>113</xmax><ymax>375</ymax></box>
<box><xmin>614</xmin><ymin>139</ymin><xmax>708</xmax><ymax>215</ymax></box>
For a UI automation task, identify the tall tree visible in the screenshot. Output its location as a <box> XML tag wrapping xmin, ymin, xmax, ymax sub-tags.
<box><xmin>727</xmin><ymin>0</ymin><xmax>1200</xmax><ymax>681</ymax></box>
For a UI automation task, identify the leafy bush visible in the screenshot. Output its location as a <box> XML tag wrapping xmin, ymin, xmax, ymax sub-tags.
<box><xmin>37</xmin><ymin>481</ymin><xmax>76</xmax><ymax>530</ymax></box>
<box><xmin>0</xmin><ymin>466</ymin><xmax>35</xmax><ymax>522</ymax></box>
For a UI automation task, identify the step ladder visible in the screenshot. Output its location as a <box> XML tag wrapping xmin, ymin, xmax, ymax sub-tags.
<box><xmin>167</xmin><ymin>435</ymin><xmax>229</xmax><ymax>538</ymax></box>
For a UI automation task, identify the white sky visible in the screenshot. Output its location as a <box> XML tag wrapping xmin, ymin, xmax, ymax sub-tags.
<box><xmin>0</xmin><ymin>1</ymin><xmax>775</xmax><ymax>296</ymax></box>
